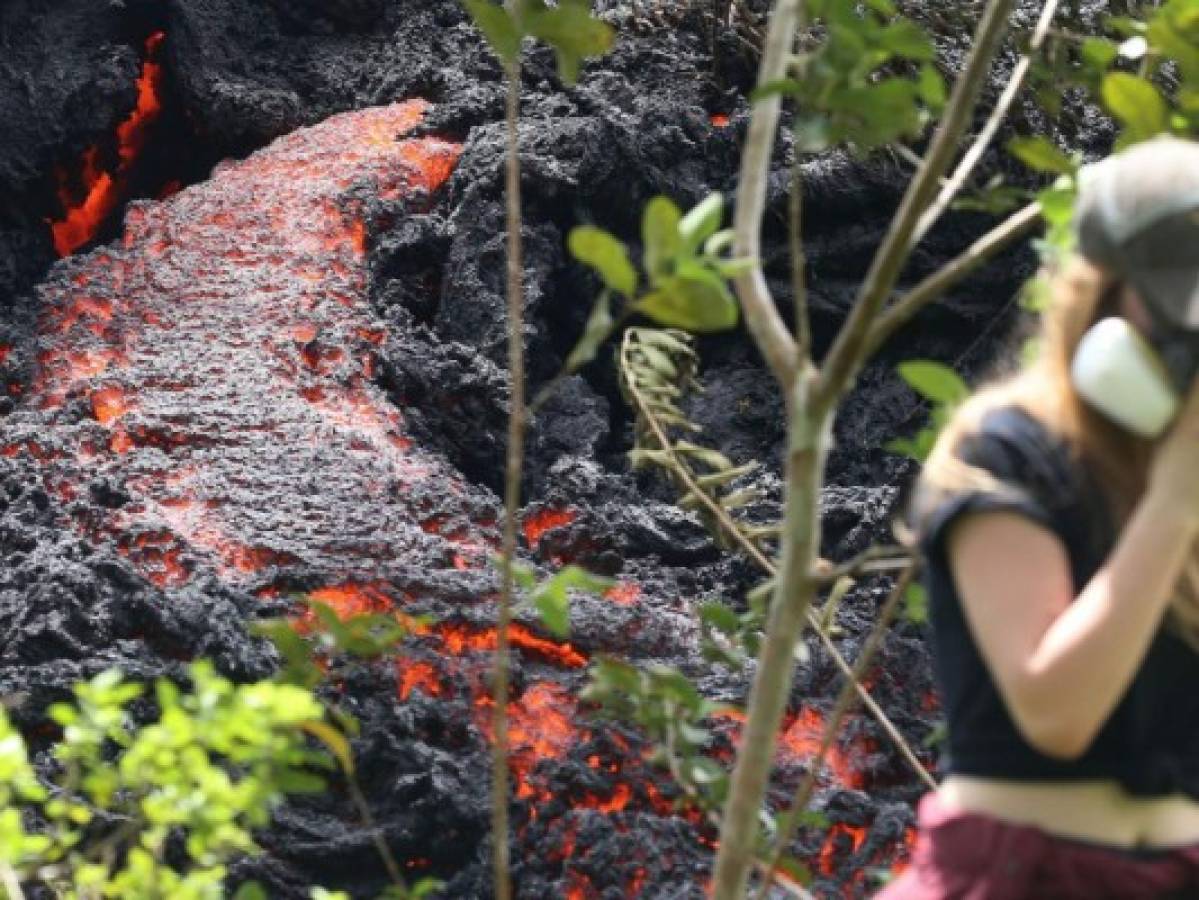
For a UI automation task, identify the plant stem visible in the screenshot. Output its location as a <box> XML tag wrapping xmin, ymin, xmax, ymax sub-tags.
<box><xmin>732</xmin><ymin>0</ymin><xmax>803</xmax><ymax>385</ymax></box>
<box><xmin>1</xmin><ymin>862</ymin><xmax>26</xmax><ymax>900</ymax></box>
<box><xmin>789</xmin><ymin>6</ymin><xmax>811</xmax><ymax>363</ymax></box>
<box><xmin>621</xmin><ymin>329</ymin><xmax>930</xmax><ymax>790</ymax></box>
<box><xmin>816</xmin><ymin>0</ymin><xmax>1018</xmax><ymax>415</ymax></box>
<box><xmin>712</xmin><ymin>371</ymin><xmax>830</xmax><ymax>900</ymax></box>
<box><xmin>754</xmin><ymin>564</ymin><xmax>915</xmax><ymax>900</ymax></box>
<box><xmin>346</xmin><ymin>774</ymin><xmax>406</xmax><ymax>887</ymax></box>
<box><xmin>491</xmin><ymin>54</ymin><xmax>525</xmax><ymax>900</ymax></box>
<box><xmin>865</xmin><ymin>201</ymin><xmax>1042</xmax><ymax>358</ymax></box>
<box><xmin>911</xmin><ymin>0</ymin><xmax>1060</xmax><ymax>247</ymax></box>
<box><xmin>789</xmin><ymin>157</ymin><xmax>811</xmax><ymax>363</ymax></box>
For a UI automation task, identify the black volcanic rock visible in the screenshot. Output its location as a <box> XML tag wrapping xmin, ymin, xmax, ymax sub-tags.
<box><xmin>0</xmin><ymin>1</ymin><xmax>1125</xmax><ymax>897</ymax></box>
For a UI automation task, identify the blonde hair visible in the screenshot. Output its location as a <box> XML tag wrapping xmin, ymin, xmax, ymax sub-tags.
<box><xmin>908</xmin><ymin>252</ymin><xmax>1199</xmax><ymax>647</ymax></box>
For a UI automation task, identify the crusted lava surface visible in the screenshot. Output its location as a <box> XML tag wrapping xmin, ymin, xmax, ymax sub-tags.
<box><xmin>0</xmin><ymin>1</ymin><xmax>1121</xmax><ymax>897</ymax></box>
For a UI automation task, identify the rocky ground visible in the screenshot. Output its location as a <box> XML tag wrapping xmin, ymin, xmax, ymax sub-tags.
<box><xmin>0</xmin><ymin>1</ymin><xmax>1116</xmax><ymax>896</ymax></box>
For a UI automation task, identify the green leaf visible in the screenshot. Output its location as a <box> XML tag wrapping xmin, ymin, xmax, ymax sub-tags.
<box><xmin>462</xmin><ymin>0</ymin><xmax>523</xmax><ymax>65</ymax></box>
<box><xmin>794</xmin><ymin>114</ymin><xmax>832</xmax><ymax>153</ymax></box>
<box><xmin>299</xmin><ymin>720</ymin><xmax>354</xmax><ymax>774</ymax></box>
<box><xmin>642</xmin><ymin>196</ymin><xmax>682</xmax><ymax>280</ymax></box>
<box><xmin>635</xmin><ymin>263</ymin><xmax>738</xmax><ymax>333</ymax></box>
<box><xmin>1036</xmin><ymin>184</ymin><xmax>1076</xmax><ymax>229</ymax></box>
<box><xmin>748</xmin><ymin>78</ymin><xmax>804</xmax><ymax>103</ymax></box>
<box><xmin>1006</xmin><ymin>136</ymin><xmax>1074</xmax><ymax>175</ymax></box>
<box><xmin>917</xmin><ymin>64</ymin><xmax>946</xmax><ymax>111</ymax></box>
<box><xmin>864</xmin><ymin>0</ymin><xmax>897</xmax><ymax>16</ymax></box>
<box><xmin>1081</xmin><ymin>37</ymin><xmax>1119</xmax><ymax>70</ymax></box>
<box><xmin>678</xmin><ymin>193</ymin><xmax>725</xmax><ymax>256</ymax></box>
<box><xmin>896</xmin><ymin>360</ymin><xmax>968</xmax><ymax>405</ymax></box>
<box><xmin>234</xmin><ymin>882</ymin><xmax>269</xmax><ymax>900</ymax></box>
<box><xmin>876</xmin><ymin>20</ymin><xmax>934</xmax><ymax>61</ymax></box>
<box><xmin>524</xmin><ymin>0</ymin><xmax>615</xmax><ymax>85</ymax></box>
<box><xmin>563</xmin><ymin>292</ymin><xmax>615</xmax><ymax>374</ymax></box>
<box><xmin>828</xmin><ymin>79</ymin><xmax>922</xmax><ymax>150</ymax></box>
<box><xmin>699</xmin><ymin>602</ymin><xmax>741</xmax><ymax>636</ymax></box>
<box><xmin>903</xmin><ymin>582</ymin><xmax>928</xmax><ymax>625</ymax></box>
<box><xmin>1101</xmin><ymin>73</ymin><xmax>1169</xmax><ymax>142</ymax></box>
<box><xmin>530</xmin><ymin>566</ymin><xmax>613</xmax><ymax>639</ymax></box>
<box><xmin>531</xmin><ymin>584</ymin><xmax>568</xmax><ymax>637</ymax></box>
<box><xmin>568</xmin><ymin>226</ymin><xmax>637</xmax><ymax>296</ymax></box>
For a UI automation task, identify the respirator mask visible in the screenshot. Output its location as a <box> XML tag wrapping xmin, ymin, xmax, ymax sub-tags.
<box><xmin>1068</xmin><ymin>136</ymin><xmax>1199</xmax><ymax>439</ymax></box>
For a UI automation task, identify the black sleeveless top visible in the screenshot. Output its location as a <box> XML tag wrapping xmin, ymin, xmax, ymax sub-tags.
<box><xmin>911</xmin><ymin>404</ymin><xmax>1199</xmax><ymax>796</ymax></box>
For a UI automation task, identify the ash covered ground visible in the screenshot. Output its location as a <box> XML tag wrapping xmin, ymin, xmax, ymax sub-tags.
<box><xmin>0</xmin><ymin>1</ymin><xmax>1116</xmax><ymax>897</ymax></box>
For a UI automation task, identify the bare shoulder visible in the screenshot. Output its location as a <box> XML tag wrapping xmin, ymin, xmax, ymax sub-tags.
<box><xmin>946</xmin><ymin>510</ymin><xmax>1074</xmax><ymax>640</ymax></box>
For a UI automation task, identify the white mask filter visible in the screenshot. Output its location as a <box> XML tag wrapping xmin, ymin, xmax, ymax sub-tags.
<box><xmin>1071</xmin><ymin>317</ymin><xmax>1179</xmax><ymax>438</ymax></box>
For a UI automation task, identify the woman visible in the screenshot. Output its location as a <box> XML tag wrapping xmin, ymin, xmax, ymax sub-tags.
<box><xmin>879</xmin><ymin>135</ymin><xmax>1199</xmax><ymax>899</ymax></box>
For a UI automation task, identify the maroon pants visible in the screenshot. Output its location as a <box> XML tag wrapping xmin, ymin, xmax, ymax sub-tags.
<box><xmin>877</xmin><ymin>793</ymin><xmax>1199</xmax><ymax>899</ymax></box>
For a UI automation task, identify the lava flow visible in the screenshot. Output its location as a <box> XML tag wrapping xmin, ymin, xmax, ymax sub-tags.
<box><xmin>11</xmin><ymin>100</ymin><xmax>490</xmax><ymax>592</ymax></box>
<box><xmin>12</xmin><ymin>95</ymin><xmax>914</xmax><ymax>895</ymax></box>
<box><xmin>47</xmin><ymin>32</ymin><xmax>167</xmax><ymax>257</ymax></box>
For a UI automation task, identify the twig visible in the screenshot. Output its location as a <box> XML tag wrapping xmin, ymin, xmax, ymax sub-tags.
<box><xmin>789</xmin><ymin>157</ymin><xmax>812</xmax><ymax>364</ymax></box>
<box><xmin>731</xmin><ymin>0</ymin><xmax>802</xmax><ymax>386</ymax></box>
<box><xmin>622</xmin><ymin>351</ymin><xmax>931</xmax><ymax>790</ymax></box>
<box><xmin>491</xmin><ymin>51</ymin><xmax>525</xmax><ymax>900</ymax></box>
<box><xmin>346</xmin><ymin>774</ymin><xmax>407</xmax><ymax>887</ymax></box>
<box><xmin>788</xmin><ymin>7</ymin><xmax>812</xmax><ymax>364</ymax></box>
<box><xmin>754</xmin><ymin>565</ymin><xmax>916</xmax><ymax>900</ymax></box>
<box><xmin>911</xmin><ymin>0</ymin><xmax>1061</xmax><ymax>247</ymax></box>
<box><xmin>815</xmin><ymin>0</ymin><xmax>1018</xmax><ymax>415</ymax></box>
<box><xmin>1</xmin><ymin>862</ymin><xmax>26</xmax><ymax>900</ymax></box>
<box><xmin>812</xmin><ymin>544</ymin><xmax>912</xmax><ymax>583</ymax></box>
<box><xmin>865</xmin><ymin>201</ymin><xmax>1042</xmax><ymax>359</ymax></box>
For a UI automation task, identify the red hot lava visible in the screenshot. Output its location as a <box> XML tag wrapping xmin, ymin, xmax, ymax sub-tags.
<box><xmin>48</xmin><ymin>32</ymin><xmax>167</xmax><ymax>257</ymax></box>
<box><xmin>14</xmin><ymin>92</ymin><xmax>916</xmax><ymax>894</ymax></box>
<box><xmin>11</xmin><ymin>101</ymin><xmax>490</xmax><ymax>592</ymax></box>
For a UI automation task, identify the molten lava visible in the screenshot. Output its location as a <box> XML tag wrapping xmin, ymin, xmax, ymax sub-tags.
<box><xmin>523</xmin><ymin>507</ymin><xmax>576</xmax><ymax>546</ymax></box>
<box><xmin>48</xmin><ymin>32</ymin><xmax>166</xmax><ymax>257</ymax></box>
<box><xmin>13</xmin><ymin>101</ymin><xmax>484</xmax><ymax>592</ymax></box>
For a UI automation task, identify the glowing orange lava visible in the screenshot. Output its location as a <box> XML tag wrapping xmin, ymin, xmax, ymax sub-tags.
<box><xmin>396</xmin><ymin>659</ymin><xmax>442</xmax><ymax>700</ymax></box>
<box><xmin>16</xmin><ymin>101</ymin><xmax>485</xmax><ymax>592</ymax></box>
<box><xmin>818</xmin><ymin>822</ymin><xmax>869</xmax><ymax>891</ymax></box>
<box><xmin>437</xmin><ymin>622</ymin><xmax>587</xmax><ymax>668</ymax></box>
<box><xmin>49</xmin><ymin>32</ymin><xmax>166</xmax><ymax>257</ymax></box>
<box><xmin>522</xmin><ymin>507</ymin><xmax>576</xmax><ymax>546</ymax></box>
<box><xmin>603</xmin><ymin>581</ymin><xmax>641</xmax><ymax>605</ymax></box>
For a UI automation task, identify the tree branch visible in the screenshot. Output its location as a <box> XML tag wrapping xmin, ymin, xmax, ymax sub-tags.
<box><xmin>755</xmin><ymin>564</ymin><xmax>916</xmax><ymax>900</ymax></box>
<box><xmin>865</xmin><ymin>201</ymin><xmax>1042</xmax><ymax>359</ymax></box>
<box><xmin>911</xmin><ymin>0</ymin><xmax>1061</xmax><ymax>247</ymax></box>
<box><xmin>491</xmin><ymin>54</ymin><xmax>524</xmax><ymax>900</ymax></box>
<box><xmin>732</xmin><ymin>0</ymin><xmax>803</xmax><ymax>386</ymax></box>
<box><xmin>814</xmin><ymin>0</ymin><xmax>1018</xmax><ymax>414</ymax></box>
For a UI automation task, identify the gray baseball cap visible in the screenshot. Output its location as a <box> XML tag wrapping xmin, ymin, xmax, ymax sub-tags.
<box><xmin>1075</xmin><ymin>134</ymin><xmax>1199</xmax><ymax>332</ymax></box>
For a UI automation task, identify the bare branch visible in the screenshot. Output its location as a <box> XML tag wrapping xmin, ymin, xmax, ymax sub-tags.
<box><xmin>866</xmin><ymin>201</ymin><xmax>1042</xmax><ymax>359</ymax></box>
<box><xmin>755</xmin><ymin>564</ymin><xmax>918</xmax><ymax>900</ymax></box>
<box><xmin>732</xmin><ymin>0</ymin><xmax>802</xmax><ymax>386</ymax></box>
<box><xmin>491</xmin><ymin>55</ymin><xmax>524</xmax><ymax>900</ymax></box>
<box><xmin>815</xmin><ymin>0</ymin><xmax>1018</xmax><ymax>413</ymax></box>
<box><xmin>912</xmin><ymin>0</ymin><xmax>1061</xmax><ymax>246</ymax></box>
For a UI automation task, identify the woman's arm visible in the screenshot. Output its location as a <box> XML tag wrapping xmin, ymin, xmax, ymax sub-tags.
<box><xmin>947</xmin><ymin>491</ymin><xmax>1199</xmax><ymax>760</ymax></box>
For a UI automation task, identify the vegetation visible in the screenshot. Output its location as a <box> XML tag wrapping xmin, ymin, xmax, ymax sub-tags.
<box><xmin>467</xmin><ymin>0</ymin><xmax>1199</xmax><ymax>897</ymax></box>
